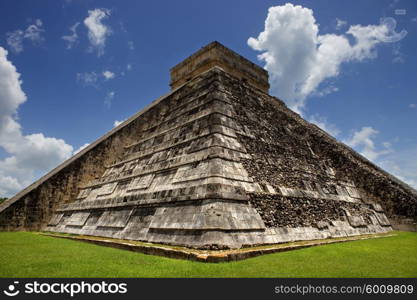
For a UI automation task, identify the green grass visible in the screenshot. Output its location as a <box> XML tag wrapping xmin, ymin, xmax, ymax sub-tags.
<box><xmin>0</xmin><ymin>231</ymin><xmax>416</xmax><ymax>277</ymax></box>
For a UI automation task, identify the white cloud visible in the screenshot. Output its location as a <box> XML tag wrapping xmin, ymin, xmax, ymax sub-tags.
<box><xmin>84</xmin><ymin>8</ymin><xmax>111</xmax><ymax>56</ymax></box>
<box><xmin>77</xmin><ymin>70</ymin><xmax>116</xmax><ymax>86</ymax></box>
<box><xmin>102</xmin><ymin>70</ymin><xmax>115</xmax><ymax>80</ymax></box>
<box><xmin>392</xmin><ymin>43</ymin><xmax>405</xmax><ymax>63</ymax></box>
<box><xmin>0</xmin><ymin>47</ymin><xmax>73</xmax><ymax>197</ymax></box>
<box><xmin>121</xmin><ymin>64</ymin><xmax>132</xmax><ymax>76</ymax></box>
<box><xmin>127</xmin><ymin>41</ymin><xmax>134</xmax><ymax>50</ymax></box>
<box><xmin>62</xmin><ymin>22</ymin><xmax>80</xmax><ymax>49</ymax></box>
<box><xmin>74</xmin><ymin>143</ymin><xmax>90</xmax><ymax>154</ymax></box>
<box><xmin>248</xmin><ymin>4</ymin><xmax>407</xmax><ymax>112</ymax></box>
<box><xmin>76</xmin><ymin>71</ymin><xmax>99</xmax><ymax>87</ymax></box>
<box><xmin>308</xmin><ymin>114</ymin><xmax>340</xmax><ymax>137</ymax></box>
<box><xmin>392</xmin><ymin>55</ymin><xmax>404</xmax><ymax>64</ymax></box>
<box><xmin>409</xmin><ymin>103</ymin><xmax>417</xmax><ymax>109</ymax></box>
<box><xmin>382</xmin><ymin>141</ymin><xmax>392</xmax><ymax>148</ymax></box>
<box><xmin>24</xmin><ymin>19</ymin><xmax>44</xmax><ymax>42</ymax></box>
<box><xmin>378</xmin><ymin>149</ymin><xmax>417</xmax><ymax>189</ymax></box>
<box><xmin>104</xmin><ymin>91</ymin><xmax>115</xmax><ymax>108</ymax></box>
<box><xmin>341</xmin><ymin>126</ymin><xmax>417</xmax><ymax>188</ymax></box>
<box><xmin>335</xmin><ymin>18</ymin><xmax>347</xmax><ymax>30</ymax></box>
<box><xmin>113</xmin><ymin>119</ymin><xmax>126</xmax><ymax>127</ymax></box>
<box><xmin>6</xmin><ymin>19</ymin><xmax>45</xmax><ymax>54</ymax></box>
<box><xmin>394</xmin><ymin>9</ymin><xmax>406</xmax><ymax>16</ymax></box>
<box><xmin>412</xmin><ymin>17</ymin><xmax>417</xmax><ymax>22</ymax></box>
<box><xmin>6</xmin><ymin>30</ymin><xmax>24</xmax><ymax>54</ymax></box>
<box><xmin>312</xmin><ymin>85</ymin><xmax>339</xmax><ymax>97</ymax></box>
<box><xmin>344</xmin><ymin>126</ymin><xmax>392</xmax><ymax>161</ymax></box>
<box><xmin>0</xmin><ymin>48</ymin><xmax>26</xmax><ymax>120</ymax></box>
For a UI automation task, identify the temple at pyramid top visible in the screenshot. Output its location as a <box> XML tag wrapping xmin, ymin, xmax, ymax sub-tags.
<box><xmin>170</xmin><ymin>41</ymin><xmax>270</xmax><ymax>93</ymax></box>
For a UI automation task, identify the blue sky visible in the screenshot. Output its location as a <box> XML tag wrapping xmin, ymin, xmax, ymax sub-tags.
<box><xmin>0</xmin><ymin>0</ymin><xmax>416</xmax><ymax>197</ymax></box>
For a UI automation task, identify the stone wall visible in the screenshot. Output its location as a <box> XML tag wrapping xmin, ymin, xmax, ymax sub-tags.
<box><xmin>170</xmin><ymin>41</ymin><xmax>270</xmax><ymax>93</ymax></box>
<box><xmin>218</xmin><ymin>70</ymin><xmax>417</xmax><ymax>224</ymax></box>
<box><xmin>249</xmin><ymin>194</ymin><xmax>374</xmax><ymax>228</ymax></box>
<box><xmin>0</xmin><ymin>86</ymin><xmax>181</xmax><ymax>230</ymax></box>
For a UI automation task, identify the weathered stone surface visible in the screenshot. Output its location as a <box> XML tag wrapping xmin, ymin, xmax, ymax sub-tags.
<box><xmin>170</xmin><ymin>41</ymin><xmax>269</xmax><ymax>93</ymax></box>
<box><xmin>1</xmin><ymin>41</ymin><xmax>416</xmax><ymax>249</ymax></box>
<box><xmin>248</xmin><ymin>194</ymin><xmax>373</xmax><ymax>228</ymax></box>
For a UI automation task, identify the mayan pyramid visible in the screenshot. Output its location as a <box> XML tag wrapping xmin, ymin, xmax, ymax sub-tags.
<box><xmin>1</xmin><ymin>42</ymin><xmax>416</xmax><ymax>249</ymax></box>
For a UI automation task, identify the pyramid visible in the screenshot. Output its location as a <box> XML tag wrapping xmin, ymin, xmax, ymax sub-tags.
<box><xmin>1</xmin><ymin>42</ymin><xmax>416</xmax><ymax>249</ymax></box>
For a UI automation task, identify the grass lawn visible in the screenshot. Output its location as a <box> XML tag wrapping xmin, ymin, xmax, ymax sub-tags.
<box><xmin>0</xmin><ymin>231</ymin><xmax>416</xmax><ymax>278</ymax></box>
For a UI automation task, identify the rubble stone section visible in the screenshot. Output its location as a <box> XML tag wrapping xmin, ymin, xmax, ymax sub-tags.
<box><xmin>1</xmin><ymin>42</ymin><xmax>416</xmax><ymax>250</ymax></box>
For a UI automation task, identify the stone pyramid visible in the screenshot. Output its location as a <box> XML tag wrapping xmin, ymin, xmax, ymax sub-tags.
<box><xmin>1</xmin><ymin>42</ymin><xmax>416</xmax><ymax>249</ymax></box>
